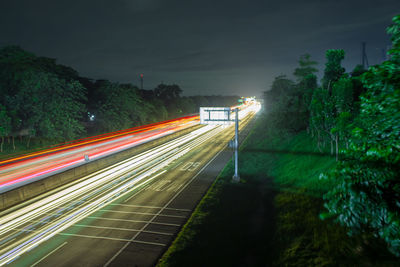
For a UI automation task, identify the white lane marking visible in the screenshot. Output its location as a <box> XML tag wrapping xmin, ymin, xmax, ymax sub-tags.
<box><xmin>179</xmin><ymin>161</ymin><xmax>200</xmax><ymax>172</ymax></box>
<box><xmin>17</xmin><ymin>222</ymin><xmax>175</xmax><ymax>237</ymax></box>
<box><xmin>25</xmin><ymin>214</ymin><xmax>181</xmax><ymax>228</ymax></box>
<box><xmin>158</xmin><ymin>180</ymin><xmax>173</xmax><ymax>191</ymax></box>
<box><xmin>104</xmin><ymin>146</ymin><xmax>225</xmax><ymax>267</ymax></box>
<box><xmin>123</xmin><ymin>170</ymin><xmax>167</xmax><ymax>203</ymax></box>
<box><xmin>98</xmin><ymin>209</ymin><xmax>186</xmax><ymax>218</ymax></box>
<box><xmin>85</xmin><ymin>216</ymin><xmax>181</xmax><ymax>227</ymax></box>
<box><xmin>0</xmin><ymin>121</ymin><xmax>227</xmax><ymax>265</ymax></box>
<box><xmin>188</xmin><ymin>162</ymin><xmax>200</xmax><ymax>171</ymax></box>
<box><xmin>173</xmin><ymin>183</ymin><xmax>184</xmax><ymax>192</ymax></box>
<box><xmin>58</xmin><ymin>233</ymin><xmax>166</xmax><ymax>247</ymax></box>
<box><xmin>179</xmin><ymin>162</ymin><xmax>193</xmax><ymax>171</ymax></box>
<box><xmin>107</xmin><ymin>203</ymin><xmax>191</xmax><ymax>212</ymax></box>
<box><xmin>31</xmin><ymin>242</ymin><xmax>67</xmax><ymax>267</ymax></box>
<box><xmin>147</xmin><ymin>179</ymin><xmax>170</xmax><ymax>191</ymax></box>
<box><xmin>72</xmin><ymin>224</ymin><xmax>174</xmax><ymax>236</ymax></box>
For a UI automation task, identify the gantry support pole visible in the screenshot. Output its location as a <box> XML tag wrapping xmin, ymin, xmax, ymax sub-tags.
<box><xmin>232</xmin><ymin>108</ymin><xmax>240</xmax><ymax>182</ymax></box>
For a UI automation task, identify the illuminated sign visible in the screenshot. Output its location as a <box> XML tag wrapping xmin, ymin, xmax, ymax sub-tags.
<box><xmin>199</xmin><ymin>107</ymin><xmax>231</xmax><ymax>125</ymax></box>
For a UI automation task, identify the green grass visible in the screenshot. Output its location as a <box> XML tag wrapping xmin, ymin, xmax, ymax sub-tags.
<box><xmin>242</xmin><ymin>129</ymin><xmax>336</xmax><ymax>196</ymax></box>
<box><xmin>157</xmin><ymin>116</ymin><xmax>399</xmax><ymax>266</ymax></box>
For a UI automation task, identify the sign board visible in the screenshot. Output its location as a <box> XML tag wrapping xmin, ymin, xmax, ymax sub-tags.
<box><xmin>200</xmin><ymin>107</ymin><xmax>231</xmax><ymax>125</ymax></box>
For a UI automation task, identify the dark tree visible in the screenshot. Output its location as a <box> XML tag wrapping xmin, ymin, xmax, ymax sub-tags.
<box><xmin>322</xmin><ymin>49</ymin><xmax>346</xmax><ymax>91</ymax></box>
<box><xmin>323</xmin><ymin>15</ymin><xmax>400</xmax><ymax>255</ymax></box>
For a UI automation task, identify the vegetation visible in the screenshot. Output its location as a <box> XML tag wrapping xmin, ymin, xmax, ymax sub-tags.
<box><xmin>0</xmin><ymin>46</ymin><xmax>238</xmax><ymax>155</ymax></box>
<box><xmin>0</xmin><ymin>9</ymin><xmax>399</xmax><ymax>265</ymax></box>
<box><xmin>267</xmin><ymin>14</ymin><xmax>400</xmax><ymax>258</ymax></box>
<box><xmin>159</xmin><ymin>14</ymin><xmax>400</xmax><ymax>265</ymax></box>
<box><xmin>159</xmin><ymin>116</ymin><xmax>398</xmax><ymax>266</ymax></box>
<box><xmin>323</xmin><ymin>15</ymin><xmax>400</xmax><ymax>256</ymax></box>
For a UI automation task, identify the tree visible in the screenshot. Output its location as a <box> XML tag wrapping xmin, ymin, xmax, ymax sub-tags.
<box><xmin>17</xmin><ymin>71</ymin><xmax>87</xmax><ymax>142</ymax></box>
<box><xmin>322</xmin><ymin>49</ymin><xmax>346</xmax><ymax>91</ymax></box>
<box><xmin>294</xmin><ymin>53</ymin><xmax>318</xmax><ymax>81</ymax></box>
<box><xmin>153</xmin><ymin>83</ymin><xmax>184</xmax><ymax>118</ymax></box>
<box><xmin>263</xmin><ymin>75</ymin><xmax>308</xmax><ymax>133</ymax></box>
<box><xmin>330</xmin><ymin>76</ymin><xmax>355</xmax><ymax>158</ymax></box>
<box><xmin>310</xmin><ymin>87</ymin><xmax>330</xmax><ymax>151</ymax></box>
<box><xmin>154</xmin><ymin>83</ymin><xmax>182</xmax><ymax>100</ymax></box>
<box><xmin>0</xmin><ymin>105</ymin><xmax>11</xmax><ymax>152</ymax></box>
<box><xmin>0</xmin><ymin>46</ymin><xmax>89</xmax><ymax>146</ymax></box>
<box><xmin>323</xmin><ymin>15</ymin><xmax>400</xmax><ymax>256</ymax></box>
<box><xmin>294</xmin><ymin>54</ymin><xmax>319</xmax><ymax>131</ymax></box>
<box><xmin>93</xmin><ymin>81</ymin><xmax>146</xmax><ymax>132</ymax></box>
<box><xmin>310</xmin><ymin>50</ymin><xmax>349</xmax><ymax>158</ymax></box>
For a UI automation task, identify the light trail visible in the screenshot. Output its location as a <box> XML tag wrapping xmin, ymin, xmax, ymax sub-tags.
<box><xmin>0</xmin><ymin>115</ymin><xmax>199</xmax><ymax>193</ymax></box>
<box><xmin>0</xmin><ymin>123</ymin><xmax>228</xmax><ymax>265</ymax></box>
<box><xmin>0</xmin><ymin>102</ymin><xmax>260</xmax><ymax>266</ymax></box>
<box><xmin>0</xmin><ymin>115</ymin><xmax>198</xmax><ymax>166</ymax></box>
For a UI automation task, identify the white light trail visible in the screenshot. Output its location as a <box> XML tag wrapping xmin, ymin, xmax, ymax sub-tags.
<box><xmin>0</xmin><ymin>123</ymin><xmax>227</xmax><ymax>265</ymax></box>
<box><xmin>0</xmin><ymin>103</ymin><xmax>259</xmax><ymax>265</ymax></box>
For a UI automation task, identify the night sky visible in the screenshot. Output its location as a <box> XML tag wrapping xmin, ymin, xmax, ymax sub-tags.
<box><xmin>1</xmin><ymin>0</ymin><xmax>399</xmax><ymax>97</ymax></box>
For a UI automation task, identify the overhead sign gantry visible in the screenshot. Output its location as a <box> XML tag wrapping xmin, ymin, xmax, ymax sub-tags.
<box><xmin>199</xmin><ymin>106</ymin><xmax>240</xmax><ymax>182</ymax></box>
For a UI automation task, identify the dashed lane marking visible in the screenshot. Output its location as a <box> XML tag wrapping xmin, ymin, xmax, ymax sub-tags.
<box><xmin>98</xmin><ymin>209</ymin><xmax>186</xmax><ymax>218</ymax></box>
<box><xmin>18</xmin><ymin>222</ymin><xmax>174</xmax><ymax>237</ymax></box>
<box><xmin>73</xmin><ymin>224</ymin><xmax>173</xmax><ymax>236</ymax></box>
<box><xmin>179</xmin><ymin>161</ymin><xmax>201</xmax><ymax>172</ymax></box>
<box><xmin>123</xmin><ymin>170</ymin><xmax>167</xmax><ymax>203</ymax></box>
<box><xmin>106</xmin><ymin>203</ymin><xmax>191</xmax><ymax>212</ymax></box>
<box><xmin>58</xmin><ymin>233</ymin><xmax>167</xmax><ymax>247</ymax></box>
<box><xmin>13</xmin><ymin>228</ymin><xmax>167</xmax><ymax>247</ymax></box>
<box><xmin>31</xmin><ymin>241</ymin><xmax>68</xmax><ymax>267</ymax></box>
<box><xmin>85</xmin><ymin>216</ymin><xmax>181</xmax><ymax>227</ymax></box>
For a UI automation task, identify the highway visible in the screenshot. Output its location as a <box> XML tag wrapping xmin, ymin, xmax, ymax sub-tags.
<box><xmin>0</xmin><ymin>103</ymin><xmax>259</xmax><ymax>266</ymax></box>
<box><xmin>0</xmin><ymin>116</ymin><xmax>199</xmax><ymax>193</ymax></box>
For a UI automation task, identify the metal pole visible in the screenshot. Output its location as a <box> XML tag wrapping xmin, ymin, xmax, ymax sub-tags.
<box><xmin>232</xmin><ymin>108</ymin><xmax>240</xmax><ymax>182</ymax></box>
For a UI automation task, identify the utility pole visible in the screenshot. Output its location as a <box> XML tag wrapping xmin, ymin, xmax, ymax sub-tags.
<box><xmin>140</xmin><ymin>73</ymin><xmax>144</xmax><ymax>90</ymax></box>
<box><xmin>362</xmin><ymin>42</ymin><xmax>369</xmax><ymax>69</ymax></box>
<box><xmin>232</xmin><ymin>107</ymin><xmax>240</xmax><ymax>182</ymax></box>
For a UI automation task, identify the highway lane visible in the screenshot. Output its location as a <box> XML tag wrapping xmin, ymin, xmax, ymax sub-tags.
<box><xmin>0</xmin><ymin>103</ymin><xmax>259</xmax><ymax>266</ymax></box>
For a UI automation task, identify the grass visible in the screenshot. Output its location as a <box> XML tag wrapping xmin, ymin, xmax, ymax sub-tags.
<box><xmin>157</xmin><ymin>116</ymin><xmax>399</xmax><ymax>266</ymax></box>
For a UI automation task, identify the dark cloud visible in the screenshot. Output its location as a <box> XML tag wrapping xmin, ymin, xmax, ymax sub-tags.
<box><xmin>0</xmin><ymin>0</ymin><xmax>399</xmax><ymax>96</ymax></box>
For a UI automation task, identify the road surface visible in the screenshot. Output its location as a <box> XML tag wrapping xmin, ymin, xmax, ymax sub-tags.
<box><xmin>0</xmin><ymin>104</ymin><xmax>259</xmax><ymax>266</ymax></box>
<box><xmin>0</xmin><ymin>116</ymin><xmax>199</xmax><ymax>194</ymax></box>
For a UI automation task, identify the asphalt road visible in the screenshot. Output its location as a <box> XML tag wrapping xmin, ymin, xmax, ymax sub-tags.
<box><xmin>0</xmin><ymin>108</ymin><xmax>257</xmax><ymax>267</ymax></box>
<box><xmin>0</xmin><ymin>116</ymin><xmax>198</xmax><ymax>193</ymax></box>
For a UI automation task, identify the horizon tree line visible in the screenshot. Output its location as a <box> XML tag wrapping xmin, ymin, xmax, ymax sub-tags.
<box><xmin>0</xmin><ymin>46</ymin><xmax>239</xmax><ymax>152</ymax></box>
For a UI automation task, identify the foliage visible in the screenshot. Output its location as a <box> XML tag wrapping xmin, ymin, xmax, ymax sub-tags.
<box><xmin>309</xmin><ymin>50</ymin><xmax>356</xmax><ymax>159</ymax></box>
<box><xmin>158</xmin><ymin>116</ymin><xmax>395</xmax><ymax>266</ymax></box>
<box><xmin>0</xmin><ymin>104</ymin><xmax>11</xmax><ymax>151</ymax></box>
<box><xmin>323</xmin><ymin>15</ymin><xmax>400</xmax><ymax>256</ymax></box>
<box><xmin>264</xmin><ymin>55</ymin><xmax>319</xmax><ymax>135</ymax></box>
<box><xmin>263</xmin><ymin>75</ymin><xmax>299</xmax><ymax>133</ymax></box>
<box><xmin>14</xmin><ymin>71</ymin><xmax>87</xmax><ymax>141</ymax></box>
<box><xmin>0</xmin><ymin>45</ymin><xmax>240</xmax><ymax>154</ymax></box>
<box><xmin>322</xmin><ymin>49</ymin><xmax>346</xmax><ymax>90</ymax></box>
<box><xmin>92</xmin><ymin>81</ymin><xmax>144</xmax><ymax>132</ymax></box>
<box><xmin>293</xmin><ymin>53</ymin><xmax>318</xmax><ymax>81</ymax></box>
